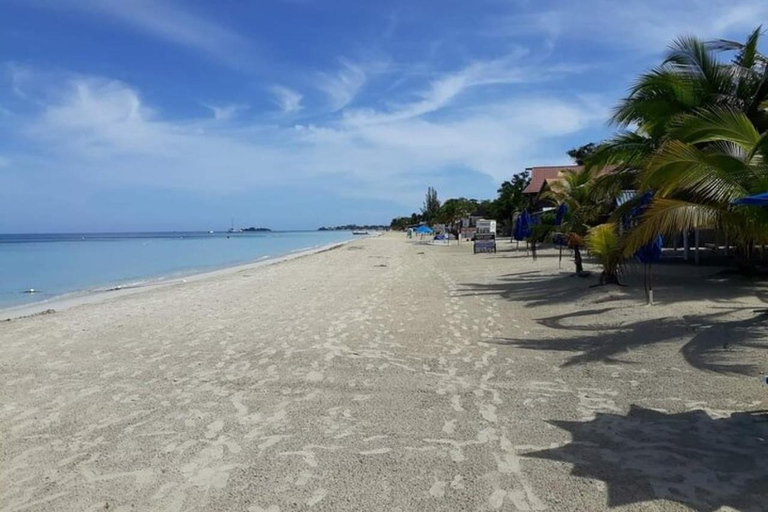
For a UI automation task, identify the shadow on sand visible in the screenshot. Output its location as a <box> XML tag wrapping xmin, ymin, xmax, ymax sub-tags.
<box><xmin>460</xmin><ymin>263</ymin><xmax>768</xmax><ymax>375</ymax></box>
<box><xmin>493</xmin><ymin>308</ymin><xmax>768</xmax><ymax>375</ymax></box>
<box><xmin>524</xmin><ymin>405</ymin><xmax>768</xmax><ymax>510</ymax></box>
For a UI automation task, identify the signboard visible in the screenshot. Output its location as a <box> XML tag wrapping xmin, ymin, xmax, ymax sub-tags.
<box><xmin>473</xmin><ymin>239</ymin><xmax>497</xmax><ymax>254</ymax></box>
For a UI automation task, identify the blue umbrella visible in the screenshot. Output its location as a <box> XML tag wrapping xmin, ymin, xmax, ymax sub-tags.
<box><xmin>731</xmin><ymin>192</ymin><xmax>768</xmax><ymax>206</ymax></box>
<box><xmin>554</xmin><ymin>203</ymin><xmax>568</xmax><ymax>226</ymax></box>
<box><xmin>732</xmin><ymin>192</ymin><xmax>768</xmax><ymax>315</ymax></box>
<box><xmin>635</xmin><ymin>235</ymin><xmax>663</xmax><ymax>264</ymax></box>
<box><xmin>513</xmin><ymin>211</ymin><xmax>532</xmax><ymax>241</ymax></box>
<box><xmin>628</xmin><ymin>192</ymin><xmax>661</xmax><ymax>305</ymax></box>
<box><xmin>415</xmin><ymin>225</ymin><xmax>433</xmax><ymax>235</ymax></box>
<box><xmin>519</xmin><ymin>210</ymin><xmax>533</xmax><ymax>238</ymax></box>
<box><xmin>636</xmin><ymin>235</ymin><xmax>663</xmax><ymax>305</ymax></box>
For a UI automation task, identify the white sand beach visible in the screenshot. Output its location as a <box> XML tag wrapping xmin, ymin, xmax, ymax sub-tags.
<box><xmin>1</xmin><ymin>233</ymin><xmax>767</xmax><ymax>511</ymax></box>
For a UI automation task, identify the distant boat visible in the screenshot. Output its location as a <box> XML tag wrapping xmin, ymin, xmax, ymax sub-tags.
<box><xmin>208</xmin><ymin>230</ymin><xmax>214</xmax><ymax>234</ymax></box>
<box><xmin>227</xmin><ymin>217</ymin><xmax>242</xmax><ymax>233</ymax></box>
<box><xmin>352</xmin><ymin>231</ymin><xmax>369</xmax><ymax>235</ymax></box>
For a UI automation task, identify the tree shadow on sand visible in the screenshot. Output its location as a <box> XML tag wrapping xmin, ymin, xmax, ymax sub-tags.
<box><xmin>458</xmin><ymin>261</ymin><xmax>768</xmax><ymax>309</ymax></box>
<box><xmin>493</xmin><ymin>308</ymin><xmax>768</xmax><ymax>375</ymax></box>
<box><xmin>524</xmin><ymin>405</ymin><xmax>768</xmax><ymax>510</ymax></box>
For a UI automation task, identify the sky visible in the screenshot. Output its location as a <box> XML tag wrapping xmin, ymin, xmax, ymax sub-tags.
<box><xmin>0</xmin><ymin>0</ymin><xmax>766</xmax><ymax>232</ymax></box>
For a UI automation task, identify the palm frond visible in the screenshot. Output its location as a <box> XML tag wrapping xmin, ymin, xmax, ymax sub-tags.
<box><xmin>623</xmin><ymin>199</ymin><xmax>721</xmax><ymax>256</ymax></box>
<box><xmin>643</xmin><ymin>139</ymin><xmax>750</xmax><ymax>203</ymax></box>
<box><xmin>669</xmin><ymin>107</ymin><xmax>760</xmax><ymax>148</ymax></box>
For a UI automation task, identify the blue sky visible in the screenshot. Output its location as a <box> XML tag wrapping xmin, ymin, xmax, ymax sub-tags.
<box><xmin>1</xmin><ymin>0</ymin><xmax>766</xmax><ymax>232</ymax></box>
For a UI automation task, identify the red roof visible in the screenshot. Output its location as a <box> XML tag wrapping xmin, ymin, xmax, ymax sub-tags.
<box><xmin>522</xmin><ymin>164</ymin><xmax>617</xmax><ymax>195</ymax></box>
<box><xmin>523</xmin><ymin>165</ymin><xmax>580</xmax><ymax>195</ymax></box>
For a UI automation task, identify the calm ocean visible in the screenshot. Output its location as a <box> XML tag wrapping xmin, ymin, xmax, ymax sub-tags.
<box><xmin>0</xmin><ymin>231</ymin><xmax>357</xmax><ymax>310</ymax></box>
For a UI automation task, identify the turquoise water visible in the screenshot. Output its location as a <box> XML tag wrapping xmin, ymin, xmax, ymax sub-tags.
<box><xmin>0</xmin><ymin>231</ymin><xmax>356</xmax><ymax>309</ymax></box>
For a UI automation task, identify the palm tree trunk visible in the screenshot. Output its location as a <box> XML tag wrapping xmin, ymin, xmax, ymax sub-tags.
<box><xmin>574</xmin><ymin>246</ymin><xmax>584</xmax><ymax>274</ymax></box>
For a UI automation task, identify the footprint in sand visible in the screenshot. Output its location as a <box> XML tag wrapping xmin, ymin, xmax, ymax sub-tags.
<box><xmin>429</xmin><ymin>480</ymin><xmax>446</xmax><ymax>498</ymax></box>
<box><xmin>205</xmin><ymin>419</ymin><xmax>224</xmax><ymax>439</ymax></box>
<box><xmin>479</xmin><ymin>404</ymin><xmax>497</xmax><ymax>422</ymax></box>
<box><xmin>489</xmin><ymin>489</ymin><xmax>506</xmax><ymax>509</ymax></box>
<box><xmin>306</xmin><ymin>371</ymin><xmax>324</xmax><ymax>382</ymax></box>
<box><xmin>307</xmin><ymin>488</ymin><xmax>327</xmax><ymax>506</ymax></box>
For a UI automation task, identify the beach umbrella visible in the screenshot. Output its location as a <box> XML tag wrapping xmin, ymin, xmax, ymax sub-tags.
<box><xmin>513</xmin><ymin>210</ymin><xmax>533</xmax><ymax>252</ymax></box>
<box><xmin>554</xmin><ymin>203</ymin><xmax>568</xmax><ymax>226</ymax></box>
<box><xmin>635</xmin><ymin>235</ymin><xmax>663</xmax><ymax>305</ymax></box>
<box><xmin>731</xmin><ymin>192</ymin><xmax>768</xmax><ymax>314</ymax></box>
<box><xmin>731</xmin><ymin>192</ymin><xmax>768</xmax><ymax>206</ymax></box>
<box><xmin>513</xmin><ymin>211</ymin><xmax>528</xmax><ymax>248</ymax></box>
<box><xmin>512</xmin><ymin>216</ymin><xmax>525</xmax><ymax>241</ymax></box>
<box><xmin>414</xmin><ymin>225</ymin><xmax>433</xmax><ymax>236</ymax></box>
<box><xmin>519</xmin><ymin>210</ymin><xmax>533</xmax><ymax>238</ymax></box>
<box><xmin>628</xmin><ymin>192</ymin><xmax>659</xmax><ymax>305</ymax></box>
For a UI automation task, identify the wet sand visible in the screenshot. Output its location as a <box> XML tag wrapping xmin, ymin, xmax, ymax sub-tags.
<box><xmin>1</xmin><ymin>234</ymin><xmax>767</xmax><ymax>511</ymax></box>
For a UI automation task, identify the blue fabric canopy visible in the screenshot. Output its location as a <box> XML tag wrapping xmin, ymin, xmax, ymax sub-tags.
<box><xmin>554</xmin><ymin>203</ymin><xmax>568</xmax><ymax>226</ymax></box>
<box><xmin>635</xmin><ymin>235</ymin><xmax>663</xmax><ymax>264</ymax></box>
<box><xmin>627</xmin><ymin>192</ymin><xmax>664</xmax><ymax>264</ymax></box>
<box><xmin>513</xmin><ymin>210</ymin><xmax>533</xmax><ymax>241</ymax></box>
<box><xmin>731</xmin><ymin>192</ymin><xmax>768</xmax><ymax>206</ymax></box>
<box><xmin>414</xmin><ymin>225</ymin><xmax>433</xmax><ymax>234</ymax></box>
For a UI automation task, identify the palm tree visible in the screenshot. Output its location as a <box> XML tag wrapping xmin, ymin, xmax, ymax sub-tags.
<box><xmin>585</xmin><ymin>223</ymin><xmax>624</xmax><ymax>285</ymax></box>
<box><xmin>622</xmin><ymin>107</ymin><xmax>768</xmax><ymax>258</ymax></box>
<box><xmin>589</xmin><ymin>27</ymin><xmax>768</xmax><ymax>258</ymax></box>
<box><xmin>541</xmin><ymin>167</ymin><xmax>614</xmax><ymax>274</ymax></box>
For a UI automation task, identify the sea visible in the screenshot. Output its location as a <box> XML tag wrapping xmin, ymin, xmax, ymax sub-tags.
<box><xmin>0</xmin><ymin>231</ymin><xmax>357</xmax><ymax>310</ymax></box>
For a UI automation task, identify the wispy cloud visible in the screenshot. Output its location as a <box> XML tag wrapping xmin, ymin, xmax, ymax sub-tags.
<box><xmin>342</xmin><ymin>54</ymin><xmax>581</xmax><ymax>127</ymax></box>
<box><xmin>316</xmin><ymin>60</ymin><xmax>367</xmax><ymax>112</ymax></box>
<box><xmin>202</xmin><ymin>103</ymin><xmax>248</xmax><ymax>121</ymax></box>
<box><xmin>269</xmin><ymin>86</ymin><xmax>303</xmax><ymax>113</ymax></box>
<box><xmin>10</xmin><ymin>70</ymin><xmax>602</xmax><ymax>200</ymax></box>
<box><xmin>34</xmin><ymin>0</ymin><xmax>254</xmax><ymax>68</ymax></box>
<box><xmin>490</xmin><ymin>0</ymin><xmax>768</xmax><ymax>53</ymax></box>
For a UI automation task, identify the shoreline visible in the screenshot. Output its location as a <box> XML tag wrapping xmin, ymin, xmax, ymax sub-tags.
<box><xmin>0</xmin><ymin>238</ymin><xmax>359</xmax><ymax>321</ymax></box>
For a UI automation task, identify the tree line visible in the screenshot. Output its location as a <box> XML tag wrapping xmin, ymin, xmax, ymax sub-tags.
<box><xmin>389</xmin><ymin>173</ymin><xmax>532</xmax><ymax>232</ymax></box>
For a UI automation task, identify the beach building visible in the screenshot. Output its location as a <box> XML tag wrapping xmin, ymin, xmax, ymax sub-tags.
<box><xmin>523</xmin><ymin>165</ymin><xmax>618</xmax><ymax>211</ymax></box>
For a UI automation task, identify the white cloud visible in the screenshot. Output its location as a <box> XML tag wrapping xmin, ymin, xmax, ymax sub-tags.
<box><xmin>492</xmin><ymin>0</ymin><xmax>768</xmax><ymax>54</ymax></box>
<box><xmin>269</xmin><ymin>86</ymin><xmax>303</xmax><ymax>113</ymax></box>
<box><xmin>11</xmin><ymin>72</ymin><xmax>602</xmax><ymax>201</ymax></box>
<box><xmin>203</xmin><ymin>103</ymin><xmax>247</xmax><ymax>121</ymax></box>
<box><xmin>30</xmin><ymin>0</ymin><xmax>253</xmax><ymax>68</ymax></box>
<box><xmin>317</xmin><ymin>60</ymin><xmax>367</xmax><ymax>112</ymax></box>
<box><xmin>342</xmin><ymin>55</ymin><xmax>581</xmax><ymax>127</ymax></box>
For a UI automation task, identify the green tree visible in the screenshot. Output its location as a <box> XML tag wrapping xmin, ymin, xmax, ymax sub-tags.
<box><xmin>586</xmin><ymin>223</ymin><xmax>624</xmax><ymax>285</ymax></box>
<box><xmin>421</xmin><ymin>187</ymin><xmax>441</xmax><ymax>224</ymax></box>
<box><xmin>567</xmin><ymin>143</ymin><xmax>598</xmax><ymax>165</ymax></box>
<box><xmin>492</xmin><ymin>171</ymin><xmax>531</xmax><ymax>232</ymax></box>
<box><xmin>622</xmin><ymin>107</ymin><xmax>768</xmax><ymax>258</ymax></box>
<box><xmin>439</xmin><ymin>198</ymin><xmax>474</xmax><ymax>226</ymax></box>
<box><xmin>541</xmin><ymin>167</ymin><xmax>612</xmax><ymax>274</ymax></box>
<box><xmin>589</xmin><ymin>26</ymin><xmax>768</xmax><ymax>258</ymax></box>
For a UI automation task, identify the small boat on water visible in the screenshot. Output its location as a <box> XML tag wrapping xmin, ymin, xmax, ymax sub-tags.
<box><xmin>352</xmin><ymin>231</ymin><xmax>369</xmax><ymax>235</ymax></box>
